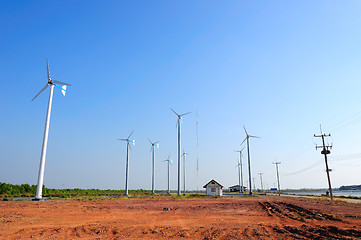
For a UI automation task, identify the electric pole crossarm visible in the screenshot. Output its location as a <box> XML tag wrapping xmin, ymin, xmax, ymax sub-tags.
<box><xmin>314</xmin><ymin>134</ymin><xmax>331</xmax><ymax>137</ymax></box>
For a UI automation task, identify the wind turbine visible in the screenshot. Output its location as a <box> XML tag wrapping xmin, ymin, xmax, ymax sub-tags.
<box><xmin>234</xmin><ymin>147</ymin><xmax>245</xmax><ymax>193</ymax></box>
<box><xmin>163</xmin><ymin>155</ymin><xmax>172</xmax><ymax>194</ymax></box>
<box><xmin>148</xmin><ymin>139</ymin><xmax>159</xmax><ymax>194</ymax></box>
<box><xmin>182</xmin><ymin>150</ymin><xmax>189</xmax><ymax>196</ymax></box>
<box><xmin>170</xmin><ymin>108</ymin><xmax>191</xmax><ymax>196</ymax></box>
<box><xmin>241</xmin><ymin>126</ymin><xmax>260</xmax><ymax>195</ymax></box>
<box><xmin>32</xmin><ymin>59</ymin><xmax>71</xmax><ymax>200</ymax></box>
<box><xmin>118</xmin><ymin>131</ymin><xmax>135</xmax><ymax>196</ymax></box>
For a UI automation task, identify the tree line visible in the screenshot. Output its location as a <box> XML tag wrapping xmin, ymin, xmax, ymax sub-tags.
<box><xmin>0</xmin><ymin>182</ymin><xmax>135</xmax><ymax>197</ymax></box>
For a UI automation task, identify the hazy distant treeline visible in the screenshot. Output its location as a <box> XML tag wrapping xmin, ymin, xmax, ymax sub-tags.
<box><xmin>0</xmin><ymin>182</ymin><xmax>145</xmax><ymax>197</ymax></box>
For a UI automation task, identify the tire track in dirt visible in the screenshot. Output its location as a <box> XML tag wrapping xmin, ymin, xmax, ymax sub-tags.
<box><xmin>259</xmin><ymin>201</ymin><xmax>341</xmax><ymax>222</ymax></box>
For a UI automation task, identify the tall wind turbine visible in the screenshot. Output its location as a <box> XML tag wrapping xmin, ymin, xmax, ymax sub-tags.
<box><xmin>118</xmin><ymin>131</ymin><xmax>135</xmax><ymax>196</ymax></box>
<box><xmin>163</xmin><ymin>155</ymin><xmax>172</xmax><ymax>194</ymax></box>
<box><xmin>148</xmin><ymin>139</ymin><xmax>159</xmax><ymax>194</ymax></box>
<box><xmin>241</xmin><ymin>126</ymin><xmax>260</xmax><ymax>195</ymax></box>
<box><xmin>234</xmin><ymin>147</ymin><xmax>245</xmax><ymax>193</ymax></box>
<box><xmin>32</xmin><ymin>59</ymin><xmax>71</xmax><ymax>200</ymax></box>
<box><xmin>170</xmin><ymin>108</ymin><xmax>191</xmax><ymax>196</ymax></box>
<box><xmin>182</xmin><ymin>150</ymin><xmax>189</xmax><ymax>196</ymax></box>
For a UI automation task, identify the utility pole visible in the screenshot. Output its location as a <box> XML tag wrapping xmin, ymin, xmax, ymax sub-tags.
<box><xmin>258</xmin><ymin>173</ymin><xmax>263</xmax><ymax>192</ymax></box>
<box><xmin>314</xmin><ymin>125</ymin><xmax>333</xmax><ymax>201</ymax></box>
<box><xmin>237</xmin><ymin>159</ymin><xmax>241</xmax><ymax>192</ymax></box>
<box><xmin>182</xmin><ymin>150</ymin><xmax>189</xmax><ymax>196</ymax></box>
<box><xmin>235</xmin><ymin>149</ymin><xmax>244</xmax><ymax>193</ymax></box>
<box><xmin>252</xmin><ymin>177</ymin><xmax>256</xmax><ymax>192</ymax></box>
<box><xmin>196</xmin><ymin>111</ymin><xmax>199</xmax><ymax>194</ymax></box>
<box><xmin>273</xmin><ymin>162</ymin><xmax>281</xmax><ymax>196</ymax></box>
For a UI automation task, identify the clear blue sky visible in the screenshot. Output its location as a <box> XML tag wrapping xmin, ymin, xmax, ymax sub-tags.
<box><xmin>1</xmin><ymin>1</ymin><xmax>361</xmax><ymax>190</ymax></box>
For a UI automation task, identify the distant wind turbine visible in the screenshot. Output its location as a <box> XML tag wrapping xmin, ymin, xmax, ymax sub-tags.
<box><xmin>118</xmin><ymin>131</ymin><xmax>135</xmax><ymax>196</ymax></box>
<box><xmin>170</xmin><ymin>108</ymin><xmax>191</xmax><ymax>196</ymax></box>
<box><xmin>148</xmin><ymin>139</ymin><xmax>159</xmax><ymax>194</ymax></box>
<box><xmin>32</xmin><ymin>59</ymin><xmax>71</xmax><ymax>200</ymax></box>
<box><xmin>241</xmin><ymin>126</ymin><xmax>260</xmax><ymax>195</ymax></box>
<box><xmin>163</xmin><ymin>155</ymin><xmax>172</xmax><ymax>194</ymax></box>
<box><xmin>182</xmin><ymin>150</ymin><xmax>189</xmax><ymax>196</ymax></box>
<box><xmin>234</xmin><ymin>147</ymin><xmax>245</xmax><ymax>193</ymax></box>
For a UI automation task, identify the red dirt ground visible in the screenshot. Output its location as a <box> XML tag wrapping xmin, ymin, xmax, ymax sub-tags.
<box><xmin>0</xmin><ymin>196</ymin><xmax>360</xmax><ymax>239</ymax></box>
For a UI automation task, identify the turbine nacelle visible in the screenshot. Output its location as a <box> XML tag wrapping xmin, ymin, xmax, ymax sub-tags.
<box><xmin>170</xmin><ymin>108</ymin><xmax>191</xmax><ymax>119</ymax></box>
<box><xmin>118</xmin><ymin>131</ymin><xmax>135</xmax><ymax>146</ymax></box>
<box><xmin>149</xmin><ymin>139</ymin><xmax>160</xmax><ymax>148</ymax></box>
<box><xmin>164</xmin><ymin>159</ymin><xmax>172</xmax><ymax>164</ymax></box>
<box><xmin>241</xmin><ymin>125</ymin><xmax>260</xmax><ymax>146</ymax></box>
<box><xmin>31</xmin><ymin>59</ymin><xmax>72</xmax><ymax>102</ymax></box>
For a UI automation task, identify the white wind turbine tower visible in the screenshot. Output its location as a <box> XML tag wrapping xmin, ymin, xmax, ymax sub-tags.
<box><xmin>170</xmin><ymin>108</ymin><xmax>191</xmax><ymax>196</ymax></box>
<box><xmin>182</xmin><ymin>150</ymin><xmax>189</xmax><ymax>196</ymax></box>
<box><xmin>118</xmin><ymin>131</ymin><xmax>135</xmax><ymax>196</ymax></box>
<box><xmin>32</xmin><ymin>59</ymin><xmax>71</xmax><ymax>200</ymax></box>
<box><xmin>241</xmin><ymin>126</ymin><xmax>260</xmax><ymax>195</ymax></box>
<box><xmin>234</xmin><ymin>147</ymin><xmax>245</xmax><ymax>193</ymax></box>
<box><xmin>148</xmin><ymin>139</ymin><xmax>159</xmax><ymax>194</ymax></box>
<box><xmin>163</xmin><ymin>155</ymin><xmax>172</xmax><ymax>194</ymax></box>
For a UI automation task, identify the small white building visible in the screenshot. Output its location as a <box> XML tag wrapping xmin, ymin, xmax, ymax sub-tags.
<box><xmin>203</xmin><ymin>179</ymin><xmax>223</xmax><ymax>196</ymax></box>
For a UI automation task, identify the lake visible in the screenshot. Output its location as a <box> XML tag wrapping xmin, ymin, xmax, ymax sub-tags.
<box><xmin>283</xmin><ymin>190</ymin><xmax>361</xmax><ymax>198</ymax></box>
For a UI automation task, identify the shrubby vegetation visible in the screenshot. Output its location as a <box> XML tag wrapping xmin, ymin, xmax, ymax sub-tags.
<box><xmin>0</xmin><ymin>182</ymin><xmax>36</xmax><ymax>196</ymax></box>
<box><xmin>1</xmin><ymin>182</ymin><xmax>208</xmax><ymax>199</ymax></box>
<box><xmin>0</xmin><ymin>182</ymin><xmax>156</xmax><ymax>198</ymax></box>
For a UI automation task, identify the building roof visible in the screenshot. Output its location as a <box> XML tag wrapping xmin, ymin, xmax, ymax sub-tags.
<box><xmin>229</xmin><ymin>185</ymin><xmax>247</xmax><ymax>188</ymax></box>
<box><xmin>203</xmin><ymin>179</ymin><xmax>224</xmax><ymax>188</ymax></box>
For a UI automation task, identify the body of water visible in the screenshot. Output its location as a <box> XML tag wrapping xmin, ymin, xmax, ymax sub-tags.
<box><xmin>283</xmin><ymin>190</ymin><xmax>361</xmax><ymax>198</ymax></box>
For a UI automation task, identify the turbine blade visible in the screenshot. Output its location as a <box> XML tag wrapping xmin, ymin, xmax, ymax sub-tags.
<box><xmin>53</xmin><ymin>83</ymin><xmax>66</xmax><ymax>92</ymax></box>
<box><xmin>118</xmin><ymin>139</ymin><xmax>127</xmax><ymax>141</ymax></box>
<box><xmin>249</xmin><ymin>135</ymin><xmax>261</xmax><ymax>138</ymax></box>
<box><xmin>154</xmin><ymin>141</ymin><xmax>159</xmax><ymax>144</ymax></box>
<box><xmin>170</xmin><ymin>108</ymin><xmax>178</xmax><ymax>116</ymax></box>
<box><xmin>52</xmin><ymin>83</ymin><xmax>68</xmax><ymax>96</ymax></box>
<box><xmin>61</xmin><ymin>85</ymin><xmax>67</xmax><ymax>96</ymax></box>
<box><xmin>52</xmin><ymin>80</ymin><xmax>72</xmax><ymax>86</ymax></box>
<box><xmin>243</xmin><ymin>125</ymin><xmax>248</xmax><ymax>135</ymax></box>
<box><xmin>31</xmin><ymin>84</ymin><xmax>48</xmax><ymax>101</ymax></box>
<box><xmin>180</xmin><ymin>112</ymin><xmax>191</xmax><ymax>117</ymax></box>
<box><xmin>128</xmin><ymin>130</ymin><xmax>134</xmax><ymax>139</ymax></box>
<box><xmin>46</xmin><ymin>58</ymin><xmax>50</xmax><ymax>80</ymax></box>
<box><xmin>148</xmin><ymin>139</ymin><xmax>152</xmax><ymax>144</ymax></box>
<box><xmin>240</xmin><ymin>137</ymin><xmax>247</xmax><ymax>146</ymax></box>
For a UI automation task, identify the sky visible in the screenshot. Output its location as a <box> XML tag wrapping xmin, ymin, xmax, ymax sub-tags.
<box><xmin>1</xmin><ymin>1</ymin><xmax>361</xmax><ymax>191</ymax></box>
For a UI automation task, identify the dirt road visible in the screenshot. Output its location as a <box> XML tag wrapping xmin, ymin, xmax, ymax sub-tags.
<box><xmin>1</xmin><ymin>196</ymin><xmax>360</xmax><ymax>239</ymax></box>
